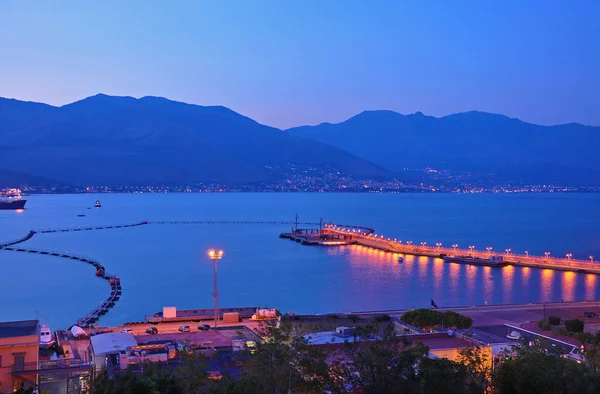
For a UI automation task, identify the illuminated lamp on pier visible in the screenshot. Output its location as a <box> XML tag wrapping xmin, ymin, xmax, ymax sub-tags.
<box><xmin>566</xmin><ymin>253</ymin><xmax>572</xmax><ymax>260</ymax></box>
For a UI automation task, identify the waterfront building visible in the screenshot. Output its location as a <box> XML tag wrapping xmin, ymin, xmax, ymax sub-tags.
<box><xmin>0</xmin><ymin>320</ymin><xmax>39</xmax><ymax>392</ymax></box>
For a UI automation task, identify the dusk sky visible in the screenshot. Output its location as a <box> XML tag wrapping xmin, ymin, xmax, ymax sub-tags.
<box><xmin>0</xmin><ymin>1</ymin><xmax>598</xmax><ymax>129</ymax></box>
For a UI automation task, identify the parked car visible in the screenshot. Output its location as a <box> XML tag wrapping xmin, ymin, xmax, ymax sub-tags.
<box><xmin>198</xmin><ymin>324</ymin><xmax>211</xmax><ymax>331</ymax></box>
<box><xmin>178</xmin><ymin>325</ymin><xmax>191</xmax><ymax>333</ymax></box>
<box><xmin>121</xmin><ymin>328</ymin><xmax>133</xmax><ymax>333</ymax></box>
<box><xmin>146</xmin><ymin>327</ymin><xmax>158</xmax><ymax>334</ymax></box>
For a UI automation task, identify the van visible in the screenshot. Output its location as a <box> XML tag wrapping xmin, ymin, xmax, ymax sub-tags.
<box><xmin>195</xmin><ymin>342</ymin><xmax>217</xmax><ymax>358</ymax></box>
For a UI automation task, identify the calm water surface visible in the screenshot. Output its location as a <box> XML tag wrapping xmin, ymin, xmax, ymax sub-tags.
<box><xmin>1</xmin><ymin>193</ymin><xmax>599</xmax><ymax>328</ymax></box>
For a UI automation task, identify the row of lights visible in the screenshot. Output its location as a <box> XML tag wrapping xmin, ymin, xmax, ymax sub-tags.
<box><xmin>325</xmin><ymin>223</ymin><xmax>595</xmax><ymax>262</ymax></box>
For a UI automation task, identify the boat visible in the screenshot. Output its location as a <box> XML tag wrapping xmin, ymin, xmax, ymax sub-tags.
<box><xmin>398</xmin><ymin>256</ymin><xmax>404</xmax><ymax>263</ymax></box>
<box><xmin>0</xmin><ymin>188</ymin><xmax>27</xmax><ymax>210</ymax></box>
<box><xmin>94</xmin><ymin>200</ymin><xmax>101</xmax><ymax>208</ymax></box>
<box><xmin>39</xmin><ymin>323</ymin><xmax>55</xmax><ymax>349</ymax></box>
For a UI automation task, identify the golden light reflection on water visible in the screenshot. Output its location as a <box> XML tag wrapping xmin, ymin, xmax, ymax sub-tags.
<box><xmin>466</xmin><ymin>264</ymin><xmax>476</xmax><ymax>299</ymax></box>
<box><xmin>341</xmin><ymin>245</ymin><xmax>600</xmax><ymax>304</ymax></box>
<box><xmin>586</xmin><ymin>274</ymin><xmax>597</xmax><ymax>300</ymax></box>
<box><xmin>541</xmin><ymin>269</ymin><xmax>555</xmax><ymax>301</ymax></box>
<box><xmin>561</xmin><ymin>271</ymin><xmax>576</xmax><ymax>301</ymax></box>
<box><xmin>501</xmin><ymin>265</ymin><xmax>515</xmax><ymax>303</ymax></box>
<box><xmin>483</xmin><ymin>266</ymin><xmax>494</xmax><ymax>303</ymax></box>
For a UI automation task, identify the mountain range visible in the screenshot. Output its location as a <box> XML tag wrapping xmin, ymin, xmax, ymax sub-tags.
<box><xmin>288</xmin><ymin>110</ymin><xmax>600</xmax><ymax>186</ymax></box>
<box><xmin>0</xmin><ymin>94</ymin><xmax>389</xmax><ymax>187</ymax></box>
<box><xmin>1</xmin><ymin>94</ymin><xmax>599</xmax><ymax>188</ymax></box>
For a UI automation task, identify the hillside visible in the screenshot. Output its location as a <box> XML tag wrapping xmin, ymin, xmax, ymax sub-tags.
<box><xmin>288</xmin><ymin>110</ymin><xmax>600</xmax><ymax>186</ymax></box>
<box><xmin>0</xmin><ymin>95</ymin><xmax>391</xmax><ymax>186</ymax></box>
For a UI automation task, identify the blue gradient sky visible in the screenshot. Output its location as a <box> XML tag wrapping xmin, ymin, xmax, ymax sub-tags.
<box><xmin>0</xmin><ymin>1</ymin><xmax>598</xmax><ymax>128</ymax></box>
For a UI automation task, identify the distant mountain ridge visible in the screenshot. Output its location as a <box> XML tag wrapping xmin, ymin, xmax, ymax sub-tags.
<box><xmin>0</xmin><ymin>94</ymin><xmax>391</xmax><ymax>187</ymax></box>
<box><xmin>288</xmin><ymin>110</ymin><xmax>600</xmax><ymax>186</ymax></box>
<box><xmin>1</xmin><ymin>94</ymin><xmax>598</xmax><ymax>188</ymax></box>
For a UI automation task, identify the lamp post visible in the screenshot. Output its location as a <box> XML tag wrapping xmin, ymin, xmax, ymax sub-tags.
<box><xmin>469</xmin><ymin>245</ymin><xmax>475</xmax><ymax>252</ymax></box>
<box><xmin>452</xmin><ymin>244</ymin><xmax>458</xmax><ymax>250</ymax></box>
<box><xmin>208</xmin><ymin>249</ymin><xmax>224</xmax><ymax>328</ymax></box>
<box><xmin>436</xmin><ymin>242</ymin><xmax>442</xmax><ymax>249</ymax></box>
<box><xmin>566</xmin><ymin>253</ymin><xmax>572</xmax><ymax>261</ymax></box>
<box><xmin>525</xmin><ymin>250</ymin><xmax>529</xmax><ymax>257</ymax></box>
<box><xmin>505</xmin><ymin>248</ymin><xmax>511</xmax><ymax>255</ymax></box>
<box><xmin>591</xmin><ymin>256</ymin><xmax>595</xmax><ymax>263</ymax></box>
<box><xmin>486</xmin><ymin>247</ymin><xmax>492</xmax><ymax>253</ymax></box>
<box><xmin>545</xmin><ymin>252</ymin><xmax>550</xmax><ymax>260</ymax></box>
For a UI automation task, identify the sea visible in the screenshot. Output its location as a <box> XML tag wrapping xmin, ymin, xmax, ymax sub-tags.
<box><xmin>1</xmin><ymin>192</ymin><xmax>599</xmax><ymax>329</ymax></box>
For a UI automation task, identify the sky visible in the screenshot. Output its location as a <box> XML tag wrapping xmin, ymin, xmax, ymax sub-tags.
<box><xmin>0</xmin><ymin>1</ymin><xmax>598</xmax><ymax>129</ymax></box>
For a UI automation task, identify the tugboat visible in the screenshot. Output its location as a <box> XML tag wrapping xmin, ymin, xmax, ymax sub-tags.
<box><xmin>94</xmin><ymin>200</ymin><xmax>101</xmax><ymax>208</ymax></box>
<box><xmin>0</xmin><ymin>188</ymin><xmax>27</xmax><ymax>210</ymax></box>
<box><xmin>39</xmin><ymin>323</ymin><xmax>55</xmax><ymax>349</ymax></box>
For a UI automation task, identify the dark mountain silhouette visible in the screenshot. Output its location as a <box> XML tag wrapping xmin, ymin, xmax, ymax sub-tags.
<box><xmin>288</xmin><ymin>110</ymin><xmax>600</xmax><ymax>186</ymax></box>
<box><xmin>0</xmin><ymin>95</ymin><xmax>391</xmax><ymax>186</ymax></box>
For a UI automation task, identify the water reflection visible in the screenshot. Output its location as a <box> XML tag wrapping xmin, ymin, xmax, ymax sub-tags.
<box><xmin>501</xmin><ymin>265</ymin><xmax>515</xmax><ymax>304</ymax></box>
<box><xmin>561</xmin><ymin>271</ymin><xmax>576</xmax><ymax>301</ymax></box>
<box><xmin>343</xmin><ymin>245</ymin><xmax>600</xmax><ymax>306</ymax></box>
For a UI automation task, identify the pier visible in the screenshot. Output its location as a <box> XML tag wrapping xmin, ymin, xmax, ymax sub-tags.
<box><xmin>285</xmin><ymin>223</ymin><xmax>600</xmax><ymax>274</ymax></box>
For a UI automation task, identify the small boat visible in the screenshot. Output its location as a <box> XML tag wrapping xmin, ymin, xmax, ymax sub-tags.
<box><xmin>39</xmin><ymin>323</ymin><xmax>55</xmax><ymax>349</ymax></box>
<box><xmin>94</xmin><ymin>200</ymin><xmax>101</xmax><ymax>208</ymax></box>
<box><xmin>77</xmin><ymin>214</ymin><xmax>86</xmax><ymax>217</ymax></box>
<box><xmin>398</xmin><ymin>256</ymin><xmax>404</xmax><ymax>263</ymax></box>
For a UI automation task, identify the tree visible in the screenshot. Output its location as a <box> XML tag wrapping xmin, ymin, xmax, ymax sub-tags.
<box><xmin>458</xmin><ymin>346</ymin><xmax>492</xmax><ymax>393</ymax></box>
<box><xmin>565</xmin><ymin>319</ymin><xmax>584</xmax><ymax>333</ymax></box>
<box><xmin>492</xmin><ymin>344</ymin><xmax>600</xmax><ymax>394</ymax></box>
<box><xmin>548</xmin><ymin>316</ymin><xmax>561</xmax><ymax>326</ymax></box>
<box><xmin>336</xmin><ymin>328</ymin><xmax>425</xmax><ymax>393</ymax></box>
<box><xmin>418</xmin><ymin>357</ymin><xmax>472</xmax><ymax>394</ymax></box>
<box><xmin>175</xmin><ymin>350</ymin><xmax>210</xmax><ymax>394</ymax></box>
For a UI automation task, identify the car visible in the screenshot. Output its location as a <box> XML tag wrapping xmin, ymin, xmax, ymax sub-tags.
<box><xmin>198</xmin><ymin>324</ymin><xmax>211</xmax><ymax>331</ymax></box>
<box><xmin>146</xmin><ymin>327</ymin><xmax>158</xmax><ymax>335</ymax></box>
<box><xmin>178</xmin><ymin>325</ymin><xmax>190</xmax><ymax>333</ymax></box>
<box><xmin>121</xmin><ymin>328</ymin><xmax>133</xmax><ymax>333</ymax></box>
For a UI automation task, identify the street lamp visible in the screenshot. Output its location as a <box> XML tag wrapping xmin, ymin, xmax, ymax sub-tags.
<box><xmin>591</xmin><ymin>256</ymin><xmax>595</xmax><ymax>263</ymax></box>
<box><xmin>505</xmin><ymin>248</ymin><xmax>511</xmax><ymax>255</ymax></box>
<box><xmin>544</xmin><ymin>252</ymin><xmax>550</xmax><ymax>259</ymax></box>
<box><xmin>407</xmin><ymin>241</ymin><xmax>413</xmax><ymax>245</ymax></box>
<box><xmin>421</xmin><ymin>242</ymin><xmax>427</xmax><ymax>247</ymax></box>
<box><xmin>452</xmin><ymin>244</ymin><xmax>458</xmax><ymax>250</ymax></box>
<box><xmin>566</xmin><ymin>253</ymin><xmax>572</xmax><ymax>260</ymax></box>
<box><xmin>525</xmin><ymin>250</ymin><xmax>529</xmax><ymax>257</ymax></box>
<box><xmin>436</xmin><ymin>242</ymin><xmax>442</xmax><ymax>249</ymax></box>
<box><xmin>208</xmin><ymin>249</ymin><xmax>224</xmax><ymax>327</ymax></box>
<box><xmin>469</xmin><ymin>245</ymin><xmax>475</xmax><ymax>252</ymax></box>
<box><xmin>486</xmin><ymin>247</ymin><xmax>492</xmax><ymax>253</ymax></box>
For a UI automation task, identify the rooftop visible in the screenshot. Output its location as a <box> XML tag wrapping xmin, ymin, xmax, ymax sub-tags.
<box><xmin>91</xmin><ymin>332</ymin><xmax>137</xmax><ymax>355</ymax></box>
<box><xmin>0</xmin><ymin>320</ymin><xmax>38</xmax><ymax>339</ymax></box>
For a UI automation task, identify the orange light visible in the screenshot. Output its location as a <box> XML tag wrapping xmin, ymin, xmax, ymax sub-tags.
<box><xmin>208</xmin><ymin>249</ymin><xmax>224</xmax><ymax>260</ymax></box>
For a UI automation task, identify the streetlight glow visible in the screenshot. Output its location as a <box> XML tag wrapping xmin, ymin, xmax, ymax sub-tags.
<box><xmin>208</xmin><ymin>248</ymin><xmax>224</xmax><ymax>327</ymax></box>
<box><xmin>566</xmin><ymin>253</ymin><xmax>572</xmax><ymax>260</ymax></box>
<box><xmin>208</xmin><ymin>249</ymin><xmax>224</xmax><ymax>260</ymax></box>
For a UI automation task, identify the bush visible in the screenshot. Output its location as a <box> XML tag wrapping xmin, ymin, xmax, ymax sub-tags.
<box><xmin>372</xmin><ymin>314</ymin><xmax>391</xmax><ymax>323</ymax></box>
<box><xmin>540</xmin><ymin>321</ymin><xmax>551</xmax><ymax>330</ymax></box>
<box><xmin>565</xmin><ymin>319</ymin><xmax>584</xmax><ymax>333</ymax></box>
<box><xmin>548</xmin><ymin>316</ymin><xmax>560</xmax><ymax>326</ymax></box>
<box><xmin>401</xmin><ymin>309</ymin><xmax>473</xmax><ymax>329</ymax></box>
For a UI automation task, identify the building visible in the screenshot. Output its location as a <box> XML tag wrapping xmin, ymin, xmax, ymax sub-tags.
<box><xmin>90</xmin><ymin>332</ymin><xmax>137</xmax><ymax>373</ymax></box>
<box><xmin>0</xmin><ymin>320</ymin><xmax>39</xmax><ymax>392</ymax></box>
